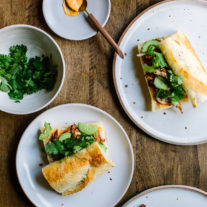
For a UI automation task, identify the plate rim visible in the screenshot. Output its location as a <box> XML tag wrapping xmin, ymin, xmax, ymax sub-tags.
<box><xmin>123</xmin><ymin>185</ymin><xmax>207</xmax><ymax>207</ymax></box>
<box><xmin>16</xmin><ymin>103</ymin><xmax>134</xmax><ymax>207</ymax></box>
<box><xmin>42</xmin><ymin>0</ymin><xmax>111</xmax><ymax>41</ymax></box>
<box><xmin>112</xmin><ymin>0</ymin><xmax>207</xmax><ymax>146</ymax></box>
<box><xmin>0</xmin><ymin>24</ymin><xmax>66</xmax><ymax>115</ymax></box>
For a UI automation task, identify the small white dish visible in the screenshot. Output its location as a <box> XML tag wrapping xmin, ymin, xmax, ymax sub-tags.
<box><xmin>16</xmin><ymin>103</ymin><xmax>134</xmax><ymax>207</ymax></box>
<box><xmin>123</xmin><ymin>185</ymin><xmax>207</xmax><ymax>207</ymax></box>
<box><xmin>42</xmin><ymin>0</ymin><xmax>111</xmax><ymax>40</ymax></box>
<box><xmin>0</xmin><ymin>24</ymin><xmax>65</xmax><ymax>115</ymax></box>
<box><xmin>113</xmin><ymin>0</ymin><xmax>207</xmax><ymax>145</ymax></box>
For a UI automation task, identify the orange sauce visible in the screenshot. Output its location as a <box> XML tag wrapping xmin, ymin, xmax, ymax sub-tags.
<box><xmin>62</xmin><ymin>0</ymin><xmax>83</xmax><ymax>17</ymax></box>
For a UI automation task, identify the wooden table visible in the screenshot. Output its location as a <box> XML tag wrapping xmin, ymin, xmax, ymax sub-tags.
<box><xmin>0</xmin><ymin>0</ymin><xmax>207</xmax><ymax>206</ymax></box>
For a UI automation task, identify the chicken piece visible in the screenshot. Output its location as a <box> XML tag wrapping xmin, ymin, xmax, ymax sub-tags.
<box><xmin>153</xmin><ymin>68</ymin><xmax>167</xmax><ymax>78</ymax></box>
<box><xmin>156</xmin><ymin>97</ymin><xmax>170</xmax><ymax>105</ymax></box>
<box><xmin>94</xmin><ymin>127</ymin><xmax>105</xmax><ymax>144</ymax></box>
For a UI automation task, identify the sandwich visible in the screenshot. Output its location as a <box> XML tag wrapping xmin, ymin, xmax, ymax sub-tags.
<box><xmin>138</xmin><ymin>31</ymin><xmax>207</xmax><ymax>112</ymax></box>
<box><xmin>39</xmin><ymin>122</ymin><xmax>114</xmax><ymax>195</ymax></box>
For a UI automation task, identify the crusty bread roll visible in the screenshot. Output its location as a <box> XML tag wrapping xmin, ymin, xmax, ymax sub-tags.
<box><xmin>41</xmin><ymin>122</ymin><xmax>114</xmax><ymax>195</ymax></box>
<box><xmin>159</xmin><ymin>31</ymin><xmax>207</xmax><ymax>107</ymax></box>
<box><xmin>42</xmin><ymin>142</ymin><xmax>114</xmax><ymax>195</ymax></box>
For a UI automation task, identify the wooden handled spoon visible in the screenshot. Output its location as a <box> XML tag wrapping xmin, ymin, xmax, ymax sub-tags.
<box><xmin>79</xmin><ymin>0</ymin><xmax>124</xmax><ymax>59</ymax></box>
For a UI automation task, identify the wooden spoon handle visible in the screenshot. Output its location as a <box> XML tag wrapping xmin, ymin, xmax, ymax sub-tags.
<box><xmin>87</xmin><ymin>13</ymin><xmax>124</xmax><ymax>59</ymax></box>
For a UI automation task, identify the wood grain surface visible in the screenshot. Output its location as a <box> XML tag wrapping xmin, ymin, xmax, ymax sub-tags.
<box><xmin>0</xmin><ymin>0</ymin><xmax>207</xmax><ymax>206</ymax></box>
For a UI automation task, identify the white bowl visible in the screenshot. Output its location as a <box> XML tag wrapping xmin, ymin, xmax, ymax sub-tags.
<box><xmin>0</xmin><ymin>25</ymin><xmax>65</xmax><ymax>115</ymax></box>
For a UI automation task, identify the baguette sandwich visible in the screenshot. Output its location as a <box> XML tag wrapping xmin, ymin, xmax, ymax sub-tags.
<box><xmin>138</xmin><ymin>31</ymin><xmax>207</xmax><ymax>112</ymax></box>
<box><xmin>39</xmin><ymin>122</ymin><xmax>114</xmax><ymax>195</ymax></box>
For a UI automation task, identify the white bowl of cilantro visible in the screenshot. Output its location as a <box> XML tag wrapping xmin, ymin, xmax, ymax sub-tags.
<box><xmin>0</xmin><ymin>25</ymin><xmax>65</xmax><ymax>114</ymax></box>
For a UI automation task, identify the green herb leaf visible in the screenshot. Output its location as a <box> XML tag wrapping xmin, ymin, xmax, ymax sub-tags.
<box><xmin>0</xmin><ymin>83</ymin><xmax>10</xmax><ymax>92</ymax></box>
<box><xmin>59</xmin><ymin>132</ymin><xmax>71</xmax><ymax>141</ymax></box>
<box><xmin>39</xmin><ymin>122</ymin><xmax>52</xmax><ymax>140</ymax></box>
<box><xmin>53</xmin><ymin>140</ymin><xmax>66</xmax><ymax>154</ymax></box>
<box><xmin>65</xmin><ymin>151</ymin><xmax>72</xmax><ymax>157</ymax></box>
<box><xmin>155</xmin><ymin>71</ymin><xmax>186</xmax><ymax>106</ymax></box>
<box><xmin>171</xmin><ymin>96</ymin><xmax>180</xmax><ymax>106</ymax></box>
<box><xmin>0</xmin><ymin>76</ymin><xmax>11</xmax><ymax>92</ymax></box>
<box><xmin>152</xmin><ymin>52</ymin><xmax>168</xmax><ymax>68</ymax></box>
<box><xmin>0</xmin><ymin>55</ymin><xmax>12</xmax><ymax>69</ymax></box>
<box><xmin>147</xmin><ymin>45</ymin><xmax>156</xmax><ymax>56</ymax></box>
<box><xmin>99</xmin><ymin>143</ymin><xmax>107</xmax><ymax>152</ymax></box>
<box><xmin>73</xmin><ymin>145</ymin><xmax>82</xmax><ymax>154</ymax></box>
<box><xmin>45</xmin><ymin>142</ymin><xmax>59</xmax><ymax>155</ymax></box>
<box><xmin>154</xmin><ymin>77</ymin><xmax>169</xmax><ymax>90</ymax></box>
<box><xmin>168</xmin><ymin>70</ymin><xmax>183</xmax><ymax>87</ymax></box>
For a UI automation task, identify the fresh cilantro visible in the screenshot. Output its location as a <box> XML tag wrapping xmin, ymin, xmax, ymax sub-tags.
<box><xmin>0</xmin><ymin>55</ymin><xmax>12</xmax><ymax>69</ymax></box>
<box><xmin>53</xmin><ymin>140</ymin><xmax>66</xmax><ymax>154</ymax></box>
<box><xmin>39</xmin><ymin>122</ymin><xmax>52</xmax><ymax>140</ymax></box>
<box><xmin>0</xmin><ymin>45</ymin><xmax>57</xmax><ymax>102</ymax></box>
<box><xmin>168</xmin><ymin>70</ymin><xmax>183</xmax><ymax>87</ymax></box>
<box><xmin>152</xmin><ymin>52</ymin><xmax>168</xmax><ymax>68</ymax></box>
<box><xmin>45</xmin><ymin>142</ymin><xmax>59</xmax><ymax>155</ymax></box>
<box><xmin>0</xmin><ymin>76</ymin><xmax>11</xmax><ymax>92</ymax></box>
<box><xmin>99</xmin><ymin>143</ymin><xmax>107</xmax><ymax>152</ymax></box>
<box><xmin>44</xmin><ymin>132</ymin><xmax>95</xmax><ymax>159</ymax></box>
<box><xmin>147</xmin><ymin>45</ymin><xmax>156</xmax><ymax>56</ymax></box>
<box><xmin>155</xmin><ymin>70</ymin><xmax>186</xmax><ymax>106</ymax></box>
<box><xmin>73</xmin><ymin>146</ymin><xmax>82</xmax><ymax>154</ymax></box>
<box><xmin>142</xmin><ymin>40</ymin><xmax>168</xmax><ymax>69</ymax></box>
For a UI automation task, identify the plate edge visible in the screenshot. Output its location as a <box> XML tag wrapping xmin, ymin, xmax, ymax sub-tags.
<box><xmin>122</xmin><ymin>185</ymin><xmax>207</xmax><ymax>207</ymax></box>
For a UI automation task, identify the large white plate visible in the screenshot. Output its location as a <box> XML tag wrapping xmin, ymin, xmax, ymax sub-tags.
<box><xmin>113</xmin><ymin>0</ymin><xmax>207</xmax><ymax>145</ymax></box>
<box><xmin>123</xmin><ymin>185</ymin><xmax>207</xmax><ymax>207</ymax></box>
<box><xmin>16</xmin><ymin>104</ymin><xmax>134</xmax><ymax>207</ymax></box>
<box><xmin>42</xmin><ymin>0</ymin><xmax>111</xmax><ymax>40</ymax></box>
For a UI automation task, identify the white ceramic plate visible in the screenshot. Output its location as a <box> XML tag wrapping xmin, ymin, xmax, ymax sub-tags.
<box><xmin>113</xmin><ymin>0</ymin><xmax>207</xmax><ymax>145</ymax></box>
<box><xmin>42</xmin><ymin>0</ymin><xmax>111</xmax><ymax>40</ymax></box>
<box><xmin>0</xmin><ymin>25</ymin><xmax>65</xmax><ymax>115</ymax></box>
<box><xmin>123</xmin><ymin>185</ymin><xmax>207</xmax><ymax>207</ymax></box>
<box><xmin>16</xmin><ymin>104</ymin><xmax>134</xmax><ymax>207</ymax></box>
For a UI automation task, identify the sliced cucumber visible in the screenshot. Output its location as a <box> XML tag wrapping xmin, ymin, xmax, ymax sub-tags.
<box><xmin>143</xmin><ymin>64</ymin><xmax>156</xmax><ymax>73</ymax></box>
<box><xmin>142</xmin><ymin>40</ymin><xmax>160</xmax><ymax>53</ymax></box>
<box><xmin>59</xmin><ymin>132</ymin><xmax>71</xmax><ymax>141</ymax></box>
<box><xmin>154</xmin><ymin>77</ymin><xmax>169</xmax><ymax>90</ymax></box>
<box><xmin>78</xmin><ymin>122</ymin><xmax>98</xmax><ymax>135</ymax></box>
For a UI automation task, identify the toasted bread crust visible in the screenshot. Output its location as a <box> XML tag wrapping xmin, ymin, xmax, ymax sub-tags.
<box><xmin>42</xmin><ymin>142</ymin><xmax>114</xmax><ymax>195</ymax></box>
<box><xmin>159</xmin><ymin>31</ymin><xmax>207</xmax><ymax>107</ymax></box>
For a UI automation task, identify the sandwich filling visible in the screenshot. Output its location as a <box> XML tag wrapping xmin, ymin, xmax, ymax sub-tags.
<box><xmin>39</xmin><ymin>122</ymin><xmax>107</xmax><ymax>161</ymax></box>
<box><xmin>141</xmin><ymin>38</ymin><xmax>187</xmax><ymax>113</ymax></box>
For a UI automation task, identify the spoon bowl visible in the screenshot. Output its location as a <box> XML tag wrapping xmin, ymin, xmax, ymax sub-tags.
<box><xmin>79</xmin><ymin>0</ymin><xmax>88</xmax><ymax>12</ymax></box>
<box><xmin>79</xmin><ymin>0</ymin><xmax>124</xmax><ymax>58</ymax></box>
